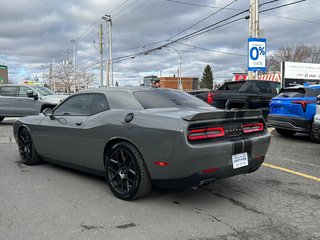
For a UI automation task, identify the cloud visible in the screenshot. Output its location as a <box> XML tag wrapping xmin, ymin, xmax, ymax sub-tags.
<box><xmin>0</xmin><ymin>0</ymin><xmax>319</xmax><ymax>85</ymax></box>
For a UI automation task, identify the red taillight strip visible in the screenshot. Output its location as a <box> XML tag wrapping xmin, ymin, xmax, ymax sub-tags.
<box><xmin>242</xmin><ymin>123</ymin><xmax>264</xmax><ymax>133</ymax></box>
<box><xmin>207</xmin><ymin>127</ymin><xmax>225</xmax><ymax>138</ymax></box>
<box><xmin>291</xmin><ymin>100</ymin><xmax>316</xmax><ymax>112</ymax></box>
<box><xmin>207</xmin><ymin>92</ymin><xmax>214</xmax><ymax>105</ymax></box>
<box><xmin>188</xmin><ymin>127</ymin><xmax>225</xmax><ymax>140</ymax></box>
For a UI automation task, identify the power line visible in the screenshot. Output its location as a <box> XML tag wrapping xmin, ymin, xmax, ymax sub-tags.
<box><xmin>261</xmin><ymin>13</ymin><xmax>320</xmax><ymax>24</ymax></box>
<box><xmin>114</xmin><ymin>0</ymin><xmax>152</xmax><ymax>24</ymax></box>
<box><xmin>110</xmin><ymin>0</ymin><xmax>132</xmax><ymax>14</ymax></box>
<box><xmin>168</xmin><ymin>0</ymin><xmax>240</xmax><ymax>40</ymax></box>
<box><xmin>113</xmin><ymin>0</ymin><xmax>145</xmax><ymax>18</ymax></box>
<box><xmin>260</xmin><ymin>0</ymin><xmax>306</xmax><ymax>14</ymax></box>
<box><xmin>112</xmin><ymin>0</ymin><xmax>306</xmax><ymax>63</ymax></box>
<box><xmin>178</xmin><ymin>43</ymin><xmax>246</xmax><ymax>57</ymax></box>
<box><xmin>165</xmin><ymin>0</ymin><xmax>243</xmax><ymax>10</ymax></box>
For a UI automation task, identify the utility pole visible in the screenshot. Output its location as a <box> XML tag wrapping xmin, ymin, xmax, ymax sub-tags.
<box><xmin>99</xmin><ymin>24</ymin><xmax>104</xmax><ymax>87</ymax></box>
<box><xmin>248</xmin><ymin>0</ymin><xmax>259</xmax><ymax>80</ymax></box>
<box><xmin>102</xmin><ymin>15</ymin><xmax>113</xmax><ymax>87</ymax></box>
<box><xmin>166</xmin><ymin>47</ymin><xmax>182</xmax><ymax>90</ymax></box>
<box><xmin>71</xmin><ymin>39</ymin><xmax>77</xmax><ymax>92</ymax></box>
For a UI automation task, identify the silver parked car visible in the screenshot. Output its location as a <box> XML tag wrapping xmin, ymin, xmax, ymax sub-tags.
<box><xmin>0</xmin><ymin>84</ymin><xmax>67</xmax><ymax>122</ymax></box>
<box><xmin>312</xmin><ymin>94</ymin><xmax>320</xmax><ymax>142</ymax></box>
<box><xmin>13</xmin><ymin>87</ymin><xmax>271</xmax><ymax>200</ymax></box>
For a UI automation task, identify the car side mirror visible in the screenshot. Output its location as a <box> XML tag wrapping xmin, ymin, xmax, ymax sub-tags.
<box><xmin>26</xmin><ymin>90</ymin><xmax>39</xmax><ymax>100</ymax></box>
<box><xmin>43</xmin><ymin>108</ymin><xmax>54</xmax><ymax>119</ymax></box>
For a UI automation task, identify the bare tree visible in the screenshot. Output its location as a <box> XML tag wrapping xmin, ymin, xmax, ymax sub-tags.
<box><xmin>49</xmin><ymin>63</ymin><xmax>95</xmax><ymax>93</ymax></box>
<box><xmin>77</xmin><ymin>70</ymin><xmax>95</xmax><ymax>90</ymax></box>
<box><xmin>267</xmin><ymin>43</ymin><xmax>320</xmax><ymax>71</ymax></box>
<box><xmin>51</xmin><ymin>62</ymin><xmax>74</xmax><ymax>93</ymax></box>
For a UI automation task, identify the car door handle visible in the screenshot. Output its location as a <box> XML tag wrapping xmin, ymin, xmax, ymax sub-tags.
<box><xmin>75</xmin><ymin>122</ymin><xmax>82</xmax><ymax>126</ymax></box>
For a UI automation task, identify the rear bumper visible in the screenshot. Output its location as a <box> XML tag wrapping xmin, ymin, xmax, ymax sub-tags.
<box><xmin>267</xmin><ymin>114</ymin><xmax>311</xmax><ymax>133</ymax></box>
<box><xmin>153</xmin><ymin>157</ymin><xmax>264</xmax><ymax>189</ymax></box>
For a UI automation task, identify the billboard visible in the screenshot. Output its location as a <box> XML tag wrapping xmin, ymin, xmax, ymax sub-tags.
<box><xmin>282</xmin><ymin>62</ymin><xmax>320</xmax><ymax>87</ymax></box>
<box><xmin>248</xmin><ymin>38</ymin><xmax>266</xmax><ymax>72</ymax></box>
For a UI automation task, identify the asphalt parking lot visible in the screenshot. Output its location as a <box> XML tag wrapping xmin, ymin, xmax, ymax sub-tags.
<box><xmin>0</xmin><ymin>118</ymin><xmax>319</xmax><ymax>240</ymax></box>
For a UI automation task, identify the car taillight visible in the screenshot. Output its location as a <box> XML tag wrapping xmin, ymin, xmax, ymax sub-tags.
<box><xmin>207</xmin><ymin>92</ymin><xmax>215</xmax><ymax>105</ymax></box>
<box><xmin>291</xmin><ymin>100</ymin><xmax>316</xmax><ymax>112</ymax></box>
<box><xmin>242</xmin><ymin>123</ymin><xmax>264</xmax><ymax>133</ymax></box>
<box><xmin>188</xmin><ymin>127</ymin><xmax>224</xmax><ymax>140</ymax></box>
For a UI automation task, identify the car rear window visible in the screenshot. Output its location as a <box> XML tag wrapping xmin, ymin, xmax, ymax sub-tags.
<box><xmin>305</xmin><ymin>88</ymin><xmax>320</xmax><ymax>97</ymax></box>
<box><xmin>133</xmin><ymin>90</ymin><xmax>209</xmax><ymax>109</ymax></box>
<box><xmin>278</xmin><ymin>87</ymin><xmax>320</xmax><ymax>98</ymax></box>
<box><xmin>218</xmin><ymin>82</ymin><xmax>244</xmax><ymax>90</ymax></box>
<box><xmin>277</xmin><ymin>88</ymin><xmax>305</xmax><ymax>97</ymax></box>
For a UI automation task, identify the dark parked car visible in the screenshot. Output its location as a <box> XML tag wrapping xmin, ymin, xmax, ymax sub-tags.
<box><xmin>189</xmin><ymin>80</ymin><xmax>281</xmax><ymax>119</ymax></box>
<box><xmin>14</xmin><ymin>87</ymin><xmax>271</xmax><ymax>200</ymax></box>
<box><xmin>213</xmin><ymin>80</ymin><xmax>281</xmax><ymax>119</ymax></box>
<box><xmin>0</xmin><ymin>84</ymin><xmax>67</xmax><ymax>122</ymax></box>
<box><xmin>268</xmin><ymin>84</ymin><xmax>320</xmax><ymax>143</ymax></box>
<box><xmin>188</xmin><ymin>81</ymin><xmax>245</xmax><ymax>105</ymax></box>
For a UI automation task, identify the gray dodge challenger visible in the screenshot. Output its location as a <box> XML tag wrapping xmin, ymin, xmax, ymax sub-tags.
<box><xmin>13</xmin><ymin>87</ymin><xmax>271</xmax><ymax>200</ymax></box>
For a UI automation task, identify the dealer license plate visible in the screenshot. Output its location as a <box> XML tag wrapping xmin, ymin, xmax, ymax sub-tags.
<box><xmin>232</xmin><ymin>152</ymin><xmax>248</xmax><ymax>169</ymax></box>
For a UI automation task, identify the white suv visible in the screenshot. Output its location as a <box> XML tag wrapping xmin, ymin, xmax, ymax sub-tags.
<box><xmin>312</xmin><ymin>94</ymin><xmax>320</xmax><ymax>143</ymax></box>
<box><xmin>0</xmin><ymin>84</ymin><xmax>67</xmax><ymax>123</ymax></box>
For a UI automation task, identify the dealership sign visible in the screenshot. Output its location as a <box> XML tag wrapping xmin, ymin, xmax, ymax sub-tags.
<box><xmin>248</xmin><ymin>38</ymin><xmax>266</xmax><ymax>71</ymax></box>
<box><xmin>284</xmin><ymin>62</ymin><xmax>320</xmax><ymax>80</ymax></box>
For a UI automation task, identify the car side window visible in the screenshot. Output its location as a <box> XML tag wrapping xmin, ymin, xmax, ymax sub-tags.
<box><xmin>0</xmin><ymin>86</ymin><xmax>18</xmax><ymax>96</ymax></box>
<box><xmin>270</xmin><ymin>82</ymin><xmax>281</xmax><ymax>94</ymax></box>
<box><xmin>256</xmin><ymin>81</ymin><xmax>272</xmax><ymax>93</ymax></box>
<box><xmin>54</xmin><ymin>94</ymin><xmax>94</xmax><ymax>116</ymax></box>
<box><xmin>90</xmin><ymin>94</ymin><xmax>109</xmax><ymax>115</ymax></box>
<box><xmin>18</xmin><ymin>86</ymin><xmax>32</xmax><ymax>97</ymax></box>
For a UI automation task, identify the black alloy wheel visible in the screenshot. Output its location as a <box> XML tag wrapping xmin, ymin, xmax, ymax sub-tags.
<box><xmin>106</xmin><ymin>142</ymin><xmax>152</xmax><ymax>200</ymax></box>
<box><xmin>18</xmin><ymin>128</ymin><xmax>41</xmax><ymax>165</ymax></box>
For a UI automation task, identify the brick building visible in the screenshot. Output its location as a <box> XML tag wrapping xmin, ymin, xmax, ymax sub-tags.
<box><xmin>0</xmin><ymin>65</ymin><xmax>8</xmax><ymax>84</ymax></box>
<box><xmin>159</xmin><ymin>77</ymin><xmax>199</xmax><ymax>91</ymax></box>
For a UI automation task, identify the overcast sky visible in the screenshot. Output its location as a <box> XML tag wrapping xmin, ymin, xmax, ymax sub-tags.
<box><xmin>0</xmin><ymin>0</ymin><xmax>319</xmax><ymax>86</ymax></box>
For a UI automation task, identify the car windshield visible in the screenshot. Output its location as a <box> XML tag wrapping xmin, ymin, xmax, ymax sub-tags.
<box><xmin>31</xmin><ymin>86</ymin><xmax>55</xmax><ymax>96</ymax></box>
<box><xmin>133</xmin><ymin>90</ymin><xmax>209</xmax><ymax>109</ymax></box>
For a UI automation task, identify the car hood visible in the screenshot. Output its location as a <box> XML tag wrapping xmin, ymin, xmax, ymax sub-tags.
<box><xmin>143</xmin><ymin>107</ymin><xmax>262</xmax><ymax>121</ymax></box>
<box><xmin>40</xmin><ymin>94</ymin><xmax>68</xmax><ymax>103</ymax></box>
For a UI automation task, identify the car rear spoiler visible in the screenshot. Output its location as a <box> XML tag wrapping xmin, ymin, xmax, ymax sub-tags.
<box><xmin>182</xmin><ymin>109</ymin><xmax>262</xmax><ymax>121</ymax></box>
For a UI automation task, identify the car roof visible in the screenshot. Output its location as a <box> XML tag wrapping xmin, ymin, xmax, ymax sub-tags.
<box><xmin>285</xmin><ymin>84</ymin><xmax>320</xmax><ymax>89</ymax></box>
<box><xmin>0</xmin><ymin>84</ymin><xmax>42</xmax><ymax>87</ymax></box>
<box><xmin>74</xmin><ymin>86</ymin><xmax>177</xmax><ymax>95</ymax></box>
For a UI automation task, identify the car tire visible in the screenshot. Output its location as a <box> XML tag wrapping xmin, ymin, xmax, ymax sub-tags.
<box><xmin>106</xmin><ymin>141</ymin><xmax>152</xmax><ymax>200</ymax></box>
<box><xmin>0</xmin><ymin>117</ymin><xmax>4</xmax><ymax>123</ymax></box>
<box><xmin>18</xmin><ymin>128</ymin><xmax>41</xmax><ymax>165</ymax></box>
<box><xmin>275</xmin><ymin>128</ymin><xmax>296</xmax><ymax>137</ymax></box>
<box><xmin>310</xmin><ymin>123</ymin><xmax>320</xmax><ymax>143</ymax></box>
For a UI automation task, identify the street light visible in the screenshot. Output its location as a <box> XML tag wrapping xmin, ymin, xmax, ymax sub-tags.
<box><xmin>166</xmin><ymin>46</ymin><xmax>182</xmax><ymax>90</ymax></box>
<box><xmin>102</xmin><ymin>14</ymin><xmax>113</xmax><ymax>87</ymax></box>
<box><xmin>71</xmin><ymin>39</ymin><xmax>76</xmax><ymax>92</ymax></box>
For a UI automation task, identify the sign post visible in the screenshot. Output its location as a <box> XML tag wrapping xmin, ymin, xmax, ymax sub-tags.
<box><xmin>248</xmin><ymin>38</ymin><xmax>266</xmax><ymax>79</ymax></box>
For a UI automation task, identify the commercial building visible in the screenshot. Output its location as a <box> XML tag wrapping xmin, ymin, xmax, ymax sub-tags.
<box><xmin>0</xmin><ymin>65</ymin><xmax>8</xmax><ymax>84</ymax></box>
<box><xmin>160</xmin><ymin>77</ymin><xmax>199</xmax><ymax>91</ymax></box>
